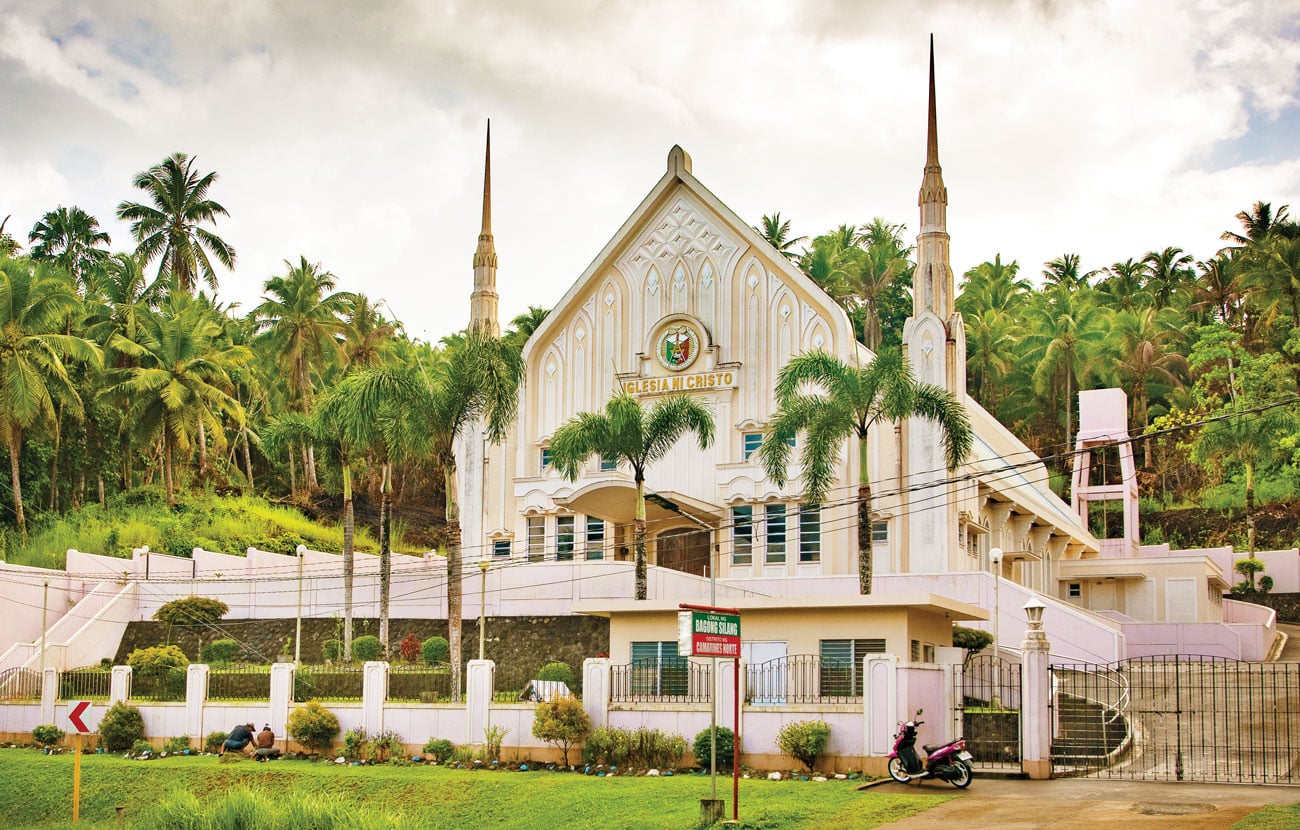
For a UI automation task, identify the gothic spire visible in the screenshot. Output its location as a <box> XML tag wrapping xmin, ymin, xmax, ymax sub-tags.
<box><xmin>915</xmin><ymin>35</ymin><xmax>951</xmax><ymax>318</ymax></box>
<box><xmin>470</xmin><ymin>119</ymin><xmax>500</xmax><ymax>335</ymax></box>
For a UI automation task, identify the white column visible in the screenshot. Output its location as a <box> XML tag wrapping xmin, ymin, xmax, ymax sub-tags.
<box><xmin>581</xmin><ymin>658</ymin><xmax>610</xmax><ymax>729</ymax></box>
<box><xmin>712</xmin><ymin>658</ymin><xmax>744</xmax><ymax>740</ymax></box>
<box><xmin>466</xmin><ymin>659</ymin><xmax>494</xmax><ymax>745</ymax></box>
<box><xmin>185</xmin><ymin>664</ymin><xmax>209</xmax><ymax>749</ymax></box>
<box><xmin>110</xmin><ymin>665</ymin><xmax>132</xmax><ymax>705</ymax></box>
<box><xmin>1021</xmin><ymin>615</ymin><xmax>1052</xmax><ymax>779</ymax></box>
<box><xmin>269</xmin><ymin>663</ymin><xmax>295</xmax><ymax>750</ymax></box>
<box><xmin>361</xmin><ymin>661</ymin><xmax>389</xmax><ymax>735</ymax></box>
<box><xmin>862</xmin><ymin>654</ymin><xmax>899</xmax><ymax>758</ymax></box>
<box><xmin>41</xmin><ymin>667</ymin><xmax>58</xmax><ymax>725</ymax></box>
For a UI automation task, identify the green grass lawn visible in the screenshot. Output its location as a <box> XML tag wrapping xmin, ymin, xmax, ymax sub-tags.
<box><xmin>1232</xmin><ymin>805</ymin><xmax>1300</xmax><ymax>829</ymax></box>
<box><xmin>0</xmin><ymin>749</ymin><xmax>950</xmax><ymax>829</ymax></box>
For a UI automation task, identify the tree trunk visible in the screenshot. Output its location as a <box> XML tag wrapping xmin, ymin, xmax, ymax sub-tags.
<box><xmin>306</xmin><ymin>443</ymin><xmax>318</xmax><ymax>491</ymax></box>
<box><xmin>242</xmin><ymin>426</ymin><xmax>255</xmax><ymax>489</ymax></box>
<box><xmin>858</xmin><ymin>429</ymin><xmax>873</xmax><ymax>595</ymax></box>
<box><xmin>343</xmin><ymin>463</ymin><xmax>355</xmax><ymax>663</ymax></box>
<box><xmin>634</xmin><ymin>477</ymin><xmax>648</xmax><ymax>600</ymax></box>
<box><xmin>9</xmin><ymin>429</ymin><xmax>26</xmax><ymax>541</ymax></box>
<box><xmin>197</xmin><ymin>417</ymin><xmax>208</xmax><ymax>481</ymax></box>
<box><xmin>164</xmin><ymin>432</ymin><xmax>176</xmax><ymax>507</ymax></box>
<box><xmin>97</xmin><ymin>474</ymin><xmax>104</xmax><ymax>507</ymax></box>
<box><xmin>445</xmin><ymin>464</ymin><xmax>463</xmax><ymax>703</ymax></box>
<box><xmin>1246</xmin><ymin>460</ymin><xmax>1256</xmax><ymax>556</ymax></box>
<box><xmin>378</xmin><ymin>462</ymin><xmax>392</xmax><ymax>658</ymax></box>
<box><xmin>48</xmin><ymin>405</ymin><xmax>62</xmax><ymax>512</ymax></box>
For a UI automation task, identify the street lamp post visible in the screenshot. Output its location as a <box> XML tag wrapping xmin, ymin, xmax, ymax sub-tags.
<box><xmin>989</xmin><ymin>547</ymin><xmax>1003</xmax><ymax>707</ymax></box>
<box><xmin>478</xmin><ymin>560</ymin><xmax>490</xmax><ymax>661</ymax></box>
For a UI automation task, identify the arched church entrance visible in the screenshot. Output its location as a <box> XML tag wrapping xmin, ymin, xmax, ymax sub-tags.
<box><xmin>655</xmin><ymin>528</ymin><xmax>710</xmax><ymax>577</ymax></box>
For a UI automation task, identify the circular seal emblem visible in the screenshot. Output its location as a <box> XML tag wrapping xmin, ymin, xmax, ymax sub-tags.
<box><xmin>655</xmin><ymin>323</ymin><xmax>700</xmax><ymax>372</ymax></box>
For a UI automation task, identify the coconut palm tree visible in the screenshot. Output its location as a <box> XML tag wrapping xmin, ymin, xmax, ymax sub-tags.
<box><xmin>116</xmin><ymin>152</ymin><xmax>237</xmax><ymax>292</ymax></box>
<box><xmin>82</xmin><ymin>252</ymin><xmax>166</xmax><ymax>364</ymax></box>
<box><xmin>341</xmin><ymin>294</ymin><xmax>398</xmax><ymax>370</ymax></box>
<box><xmin>253</xmin><ymin>256</ymin><xmax>355</xmax><ymax>490</ymax></box>
<box><xmin>758</xmin><ymin>349</ymin><xmax>971</xmax><ymax>594</ymax></box>
<box><xmin>1106</xmin><ymin>308</ymin><xmax>1188</xmax><ymax>467</ymax></box>
<box><xmin>504</xmin><ymin>305</ymin><xmax>551</xmax><ymax>351</ymax></box>
<box><xmin>0</xmin><ymin>216</ymin><xmax>20</xmax><ymax>257</ymax></box>
<box><xmin>755</xmin><ymin>213</ymin><xmax>807</xmax><ymax>261</ymax></box>
<box><xmin>550</xmin><ymin>393</ymin><xmax>714</xmax><ymax>600</ymax></box>
<box><xmin>1096</xmin><ymin>259</ymin><xmax>1152</xmax><ymax>312</ymax></box>
<box><xmin>0</xmin><ymin>257</ymin><xmax>101</xmax><ymax>537</ymax></box>
<box><xmin>1020</xmin><ymin>284</ymin><xmax>1108</xmax><ymax>450</ymax></box>
<box><xmin>1142</xmin><ymin>246</ymin><xmax>1195</xmax><ymax>308</ymax></box>
<box><xmin>27</xmin><ymin>206</ymin><xmax>112</xmax><ymax>292</ymax></box>
<box><xmin>1221</xmin><ymin>201</ymin><xmax>1291</xmax><ymax>248</ymax></box>
<box><xmin>111</xmin><ymin>297</ymin><xmax>249</xmax><ymax>505</ymax></box>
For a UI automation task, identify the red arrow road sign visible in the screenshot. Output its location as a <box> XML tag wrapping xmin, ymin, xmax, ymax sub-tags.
<box><xmin>68</xmin><ymin>701</ymin><xmax>92</xmax><ymax>733</ymax></box>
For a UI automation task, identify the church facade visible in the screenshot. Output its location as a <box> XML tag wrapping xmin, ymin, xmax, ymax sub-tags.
<box><xmin>457</xmin><ymin>47</ymin><xmax>1101</xmax><ymax>600</ymax></box>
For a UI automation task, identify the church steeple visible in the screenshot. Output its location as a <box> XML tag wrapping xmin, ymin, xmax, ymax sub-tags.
<box><xmin>914</xmin><ymin>35</ymin><xmax>952</xmax><ymax>318</ymax></box>
<box><xmin>470</xmin><ymin>119</ymin><xmax>500</xmax><ymax>335</ymax></box>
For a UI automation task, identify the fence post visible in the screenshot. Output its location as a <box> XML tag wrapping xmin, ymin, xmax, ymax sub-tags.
<box><xmin>1021</xmin><ymin>605</ymin><xmax>1052</xmax><ymax>779</ymax></box>
<box><xmin>937</xmin><ymin>646</ymin><xmax>964</xmax><ymax>746</ymax></box>
<box><xmin>466</xmin><ymin>659</ymin><xmax>494</xmax><ymax>746</ymax></box>
<box><xmin>581</xmin><ymin>658</ymin><xmax>610</xmax><ymax>729</ymax></box>
<box><xmin>361</xmin><ymin>661</ymin><xmax>388</xmax><ymax>736</ymax></box>
<box><xmin>269</xmin><ymin>662</ymin><xmax>295</xmax><ymax>751</ymax></box>
<box><xmin>185</xmin><ymin>664</ymin><xmax>209</xmax><ymax>749</ymax></box>
<box><xmin>862</xmin><ymin>654</ymin><xmax>899</xmax><ymax>775</ymax></box>
<box><xmin>110</xmin><ymin>665</ymin><xmax>131</xmax><ymax>705</ymax></box>
<box><xmin>41</xmin><ymin>667</ymin><xmax>58</xmax><ymax>725</ymax></box>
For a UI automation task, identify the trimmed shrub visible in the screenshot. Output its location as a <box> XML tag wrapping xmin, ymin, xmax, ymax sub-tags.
<box><xmin>692</xmin><ymin>726</ymin><xmax>735</xmax><ymax>771</ymax></box>
<box><xmin>205</xmin><ymin>731</ymin><xmax>228</xmax><ymax>754</ymax></box>
<box><xmin>399</xmin><ymin>633</ymin><xmax>421</xmax><ymax>663</ymax></box>
<box><xmin>422</xmin><ymin>738</ymin><xmax>454</xmax><ymax>762</ymax></box>
<box><xmin>537</xmin><ymin>661</ymin><xmax>574</xmax><ymax>686</ymax></box>
<box><xmin>421</xmin><ymin>637</ymin><xmax>449</xmax><ymax>665</ymax></box>
<box><xmin>132</xmin><ymin>739</ymin><xmax>153</xmax><ymax>755</ymax></box>
<box><xmin>322</xmin><ymin>639</ymin><xmax>343</xmax><ymax>662</ymax></box>
<box><xmin>351</xmin><ymin>635</ymin><xmax>383</xmax><ymax>662</ymax></box>
<box><xmin>153</xmin><ymin>596</ymin><xmax>229</xmax><ymax>626</ymax></box>
<box><xmin>32</xmin><ymin>724</ymin><xmax>64</xmax><ymax>748</ymax></box>
<box><xmin>776</xmin><ymin>719</ymin><xmax>831</xmax><ymax>771</ymax></box>
<box><xmin>531</xmin><ymin>696</ymin><xmax>590</xmax><ymax>767</ymax></box>
<box><xmin>200</xmin><ymin>639</ymin><xmax>239</xmax><ymax>665</ymax></box>
<box><xmin>287</xmin><ymin>701</ymin><xmax>340</xmax><ymax>753</ymax></box>
<box><xmin>127</xmin><ymin>644</ymin><xmax>188</xmax><ymax>678</ymax></box>
<box><xmin>582</xmin><ymin>726</ymin><xmax>686</xmax><ymax>768</ymax></box>
<box><xmin>100</xmin><ymin>702</ymin><xmax>145</xmax><ymax>752</ymax></box>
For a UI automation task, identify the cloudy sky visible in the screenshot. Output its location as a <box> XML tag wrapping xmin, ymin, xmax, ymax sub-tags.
<box><xmin>2</xmin><ymin>1</ymin><xmax>1298</xmax><ymax>342</ymax></box>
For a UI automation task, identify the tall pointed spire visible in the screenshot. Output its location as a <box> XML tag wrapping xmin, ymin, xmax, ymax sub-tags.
<box><xmin>470</xmin><ymin>119</ymin><xmax>500</xmax><ymax>335</ymax></box>
<box><xmin>914</xmin><ymin>35</ymin><xmax>950</xmax><ymax>318</ymax></box>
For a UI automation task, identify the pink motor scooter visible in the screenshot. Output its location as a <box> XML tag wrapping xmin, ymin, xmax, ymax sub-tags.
<box><xmin>887</xmin><ymin>709</ymin><xmax>974</xmax><ymax>788</ymax></box>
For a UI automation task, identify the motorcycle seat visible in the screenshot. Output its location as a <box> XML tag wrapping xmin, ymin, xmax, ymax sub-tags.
<box><xmin>922</xmin><ymin>744</ymin><xmax>948</xmax><ymax>754</ymax></box>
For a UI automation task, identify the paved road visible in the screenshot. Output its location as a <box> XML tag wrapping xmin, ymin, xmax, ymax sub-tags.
<box><xmin>1277</xmin><ymin>623</ymin><xmax>1300</xmax><ymax>661</ymax></box>
<box><xmin>867</xmin><ymin>776</ymin><xmax>1300</xmax><ymax>829</ymax></box>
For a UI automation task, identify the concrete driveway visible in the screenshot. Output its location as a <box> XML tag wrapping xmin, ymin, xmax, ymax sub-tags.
<box><xmin>865</xmin><ymin>776</ymin><xmax>1300</xmax><ymax>829</ymax></box>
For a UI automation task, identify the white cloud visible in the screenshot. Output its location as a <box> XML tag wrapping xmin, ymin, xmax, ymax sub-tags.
<box><xmin>0</xmin><ymin>0</ymin><xmax>1296</xmax><ymax>338</ymax></box>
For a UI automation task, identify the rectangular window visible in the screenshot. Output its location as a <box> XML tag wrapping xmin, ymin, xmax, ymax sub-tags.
<box><xmin>765</xmin><ymin>504</ymin><xmax>787</xmax><ymax>564</ymax></box>
<box><xmin>585</xmin><ymin>516</ymin><xmax>605</xmax><ymax>560</ymax></box>
<box><xmin>742</xmin><ymin>432</ymin><xmax>763</xmax><ymax>460</ymax></box>
<box><xmin>731</xmin><ymin>506</ymin><xmax>753</xmax><ymax>566</ymax></box>
<box><xmin>527</xmin><ymin>516</ymin><xmax>545</xmax><ymax>562</ymax></box>
<box><xmin>492</xmin><ymin>540</ymin><xmax>512</xmax><ymax>558</ymax></box>
<box><xmin>910</xmin><ymin>640</ymin><xmax>921</xmax><ymax>661</ymax></box>
<box><xmin>818</xmin><ymin>638</ymin><xmax>885</xmax><ymax>697</ymax></box>
<box><xmin>799</xmin><ymin>503</ymin><xmax>821</xmax><ymax>563</ymax></box>
<box><xmin>630</xmin><ymin>641</ymin><xmax>687</xmax><ymax>696</ymax></box>
<box><xmin>1068</xmin><ymin>582</ymin><xmax>1082</xmax><ymax>598</ymax></box>
<box><xmin>923</xmin><ymin>643</ymin><xmax>936</xmax><ymax>663</ymax></box>
<box><xmin>599</xmin><ymin>454</ymin><xmax>618</xmax><ymax>471</ymax></box>
<box><xmin>556</xmin><ymin>515</ymin><xmax>575</xmax><ymax>561</ymax></box>
<box><xmin>872</xmin><ymin>520</ymin><xmax>889</xmax><ymax>544</ymax></box>
<box><xmin>540</xmin><ymin>448</ymin><xmax>553</xmax><ymax>471</ymax></box>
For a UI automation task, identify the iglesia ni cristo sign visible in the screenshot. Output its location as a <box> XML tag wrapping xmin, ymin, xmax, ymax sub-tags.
<box><xmin>623</xmin><ymin>319</ymin><xmax>738</xmax><ymax>396</ymax></box>
<box><xmin>622</xmin><ymin>371</ymin><xmax>737</xmax><ymax>396</ymax></box>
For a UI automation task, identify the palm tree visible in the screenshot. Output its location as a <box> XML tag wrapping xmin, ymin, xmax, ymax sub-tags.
<box><xmin>1189</xmin><ymin>255</ymin><xmax>1246</xmax><ymax>329</ymax></box>
<box><xmin>111</xmin><ymin>297</ymin><xmax>249</xmax><ymax>505</ymax></box>
<box><xmin>0</xmin><ymin>216</ymin><xmax>20</xmax><ymax>256</ymax></box>
<box><xmin>1020</xmin><ymin>284</ymin><xmax>1108</xmax><ymax>450</ymax></box>
<box><xmin>116</xmin><ymin>152</ymin><xmax>237</xmax><ymax>292</ymax></box>
<box><xmin>957</xmin><ymin>255</ymin><xmax>1029</xmax><ymax>412</ymax></box>
<box><xmin>1043</xmin><ymin>254</ymin><xmax>1094</xmax><ymax>292</ymax></box>
<box><xmin>341</xmin><ymin>294</ymin><xmax>398</xmax><ymax>370</ymax></box>
<box><xmin>0</xmin><ymin>257</ymin><xmax>102</xmax><ymax>537</ymax></box>
<box><xmin>253</xmin><ymin>256</ymin><xmax>355</xmax><ymax>490</ymax></box>
<box><xmin>1142</xmin><ymin>246</ymin><xmax>1194</xmax><ymax>308</ymax></box>
<box><xmin>758</xmin><ymin>349</ymin><xmax>971</xmax><ymax>594</ymax></box>
<box><xmin>504</xmin><ymin>306</ymin><xmax>551</xmax><ymax>351</ymax></box>
<box><xmin>1096</xmin><ymin>259</ymin><xmax>1152</xmax><ymax>312</ymax></box>
<box><xmin>27</xmin><ymin>206</ymin><xmax>112</xmax><ymax>292</ymax></box>
<box><xmin>847</xmin><ymin>220</ymin><xmax>914</xmax><ymax>351</ymax></box>
<box><xmin>1221</xmin><ymin>202</ymin><xmax>1291</xmax><ymax>247</ymax></box>
<box><xmin>755</xmin><ymin>213</ymin><xmax>807</xmax><ymax>261</ymax></box>
<box><xmin>1106</xmin><ymin>308</ymin><xmax>1188</xmax><ymax>467</ymax></box>
<box><xmin>550</xmin><ymin>393</ymin><xmax>714</xmax><ymax>600</ymax></box>
<box><xmin>82</xmin><ymin>252</ymin><xmax>166</xmax><ymax>364</ymax></box>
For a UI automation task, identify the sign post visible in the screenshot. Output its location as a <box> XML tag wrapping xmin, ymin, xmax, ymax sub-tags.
<box><xmin>678</xmin><ymin>604</ymin><xmax>741</xmax><ymax>823</ymax></box>
<box><xmin>66</xmin><ymin>700</ymin><xmax>93</xmax><ymax>824</ymax></box>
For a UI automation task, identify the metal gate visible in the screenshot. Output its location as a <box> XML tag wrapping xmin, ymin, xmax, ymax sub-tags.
<box><xmin>1050</xmin><ymin>655</ymin><xmax>1300</xmax><ymax>784</ymax></box>
<box><xmin>958</xmin><ymin>654</ymin><xmax>1022</xmax><ymax>771</ymax></box>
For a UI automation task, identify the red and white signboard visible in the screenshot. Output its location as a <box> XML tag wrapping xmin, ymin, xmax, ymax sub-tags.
<box><xmin>65</xmin><ymin>701</ymin><xmax>94</xmax><ymax>734</ymax></box>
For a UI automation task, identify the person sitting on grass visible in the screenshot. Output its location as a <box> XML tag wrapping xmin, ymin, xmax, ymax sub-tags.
<box><xmin>222</xmin><ymin>722</ymin><xmax>255</xmax><ymax>756</ymax></box>
<box><xmin>254</xmin><ymin>724</ymin><xmax>280</xmax><ymax>761</ymax></box>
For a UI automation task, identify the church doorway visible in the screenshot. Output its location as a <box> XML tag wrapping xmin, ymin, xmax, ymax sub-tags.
<box><xmin>655</xmin><ymin>528</ymin><xmax>710</xmax><ymax>577</ymax></box>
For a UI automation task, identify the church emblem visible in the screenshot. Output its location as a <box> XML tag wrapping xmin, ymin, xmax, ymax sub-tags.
<box><xmin>656</xmin><ymin>323</ymin><xmax>700</xmax><ymax>371</ymax></box>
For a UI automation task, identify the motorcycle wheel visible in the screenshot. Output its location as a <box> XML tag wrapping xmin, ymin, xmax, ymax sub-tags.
<box><xmin>887</xmin><ymin>757</ymin><xmax>912</xmax><ymax>784</ymax></box>
<box><xmin>949</xmin><ymin>761</ymin><xmax>973</xmax><ymax>789</ymax></box>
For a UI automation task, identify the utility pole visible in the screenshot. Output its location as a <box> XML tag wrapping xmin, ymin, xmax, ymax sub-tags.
<box><xmin>294</xmin><ymin>549</ymin><xmax>303</xmax><ymax>666</ymax></box>
<box><xmin>39</xmin><ymin>581</ymin><xmax>48</xmax><ymax>678</ymax></box>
